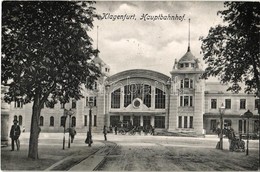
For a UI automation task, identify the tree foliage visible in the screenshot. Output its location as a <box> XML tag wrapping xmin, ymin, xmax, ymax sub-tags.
<box><xmin>2</xmin><ymin>1</ymin><xmax>101</xmax><ymax>159</ymax></box>
<box><xmin>200</xmin><ymin>2</ymin><xmax>260</xmax><ymax>97</ymax></box>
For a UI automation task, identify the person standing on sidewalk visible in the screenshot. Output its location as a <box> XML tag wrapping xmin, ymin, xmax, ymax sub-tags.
<box><xmin>103</xmin><ymin>125</ymin><xmax>107</xmax><ymax>141</ymax></box>
<box><xmin>9</xmin><ymin>119</ymin><xmax>21</xmax><ymax>151</ymax></box>
<box><xmin>114</xmin><ymin>125</ymin><xmax>118</xmax><ymax>135</ymax></box>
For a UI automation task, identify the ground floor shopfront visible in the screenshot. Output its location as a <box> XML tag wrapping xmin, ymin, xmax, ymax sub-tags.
<box><xmin>108</xmin><ymin>113</ymin><xmax>166</xmax><ymax>129</ymax></box>
<box><xmin>203</xmin><ymin>114</ymin><xmax>260</xmax><ymax>136</ymax></box>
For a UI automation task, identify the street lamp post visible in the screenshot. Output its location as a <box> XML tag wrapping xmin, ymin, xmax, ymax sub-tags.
<box><xmin>219</xmin><ymin>103</ymin><xmax>225</xmax><ymax>150</ymax></box>
<box><xmin>241</xmin><ymin>110</ymin><xmax>253</xmax><ymax>155</ymax></box>
<box><xmin>68</xmin><ymin>113</ymin><xmax>72</xmax><ymax>148</ymax></box>
<box><xmin>88</xmin><ymin>102</ymin><xmax>93</xmax><ymax>147</ymax></box>
<box><xmin>62</xmin><ymin>113</ymin><xmax>67</xmax><ymax>150</ymax></box>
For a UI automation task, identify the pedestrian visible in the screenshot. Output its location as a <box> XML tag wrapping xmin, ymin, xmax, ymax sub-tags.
<box><xmin>69</xmin><ymin>126</ymin><xmax>77</xmax><ymax>143</ymax></box>
<box><xmin>227</xmin><ymin>126</ymin><xmax>235</xmax><ymax>151</ymax></box>
<box><xmin>10</xmin><ymin>119</ymin><xmax>21</xmax><ymax>151</ymax></box>
<box><xmin>114</xmin><ymin>125</ymin><xmax>118</xmax><ymax>135</ymax></box>
<box><xmin>151</xmin><ymin>126</ymin><xmax>155</xmax><ymax>135</ymax></box>
<box><xmin>103</xmin><ymin>125</ymin><xmax>107</xmax><ymax>141</ymax></box>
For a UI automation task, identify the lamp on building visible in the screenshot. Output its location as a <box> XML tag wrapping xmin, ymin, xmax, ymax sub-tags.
<box><xmin>218</xmin><ymin>103</ymin><xmax>225</xmax><ymax>150</ymax></box>
<box><xmin>88</xmin><ymin>102</ymin><xmax>93</xmax><ymax>147</ymax></box>
<box><xmin>241</xmin><ymin>110</ymin><xmax>253</xmax><ymax>155</ymax></box>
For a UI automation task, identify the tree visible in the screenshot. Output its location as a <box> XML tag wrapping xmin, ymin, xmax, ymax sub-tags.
<box><xmin>2</xmin><ymin>1</ymin><xmax>101</xmax><ymax>159</ymax></box>
<box><xmin>200</xmin><ymin>2</ymin><xmax>260</xmax><ymax>114</ymax></box>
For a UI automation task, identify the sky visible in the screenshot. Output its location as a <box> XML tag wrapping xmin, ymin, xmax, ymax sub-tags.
<box><xmin>89</xmin><ymin>1</ymin><xmax>226</xmax><ymax>77</ymax></box>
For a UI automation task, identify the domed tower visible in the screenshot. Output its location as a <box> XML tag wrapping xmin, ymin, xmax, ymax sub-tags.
<box><xmin>168</xmin><ymin>19</ymin><xmax>205</xmax><ymax>135</ymax></box>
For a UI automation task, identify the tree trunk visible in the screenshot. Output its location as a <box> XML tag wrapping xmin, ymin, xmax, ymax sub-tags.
<box><xmin>28</xmin><ymin>94</ymin><xmax>41</xmax><ymax>159</ymax></box>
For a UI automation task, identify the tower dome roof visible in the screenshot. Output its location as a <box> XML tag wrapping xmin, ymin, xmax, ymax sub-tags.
<box><xmin>179</xmin><ymin>47</ymin><xmax>196</xmax><ymax>63</ymax></box>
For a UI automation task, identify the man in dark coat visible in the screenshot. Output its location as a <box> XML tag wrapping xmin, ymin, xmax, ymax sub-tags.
<box><xmin>10</xmin><ymin>119</ymin><xmax>21</xmax><ymax>151</ymax></box>
<box><xmin>103</xmin><ymin>125</ymin><xmax>107</xmax><ymax>141</ymax></box>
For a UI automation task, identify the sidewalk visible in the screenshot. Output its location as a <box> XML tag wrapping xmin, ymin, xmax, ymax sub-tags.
<box><xmin>1</xmin><ymin>133</ymin><xmax>105</xmax><ymax>171</ymax></box>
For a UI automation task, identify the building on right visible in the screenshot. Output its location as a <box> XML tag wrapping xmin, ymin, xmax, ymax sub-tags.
<box><xmin>203</xmin><ymin>82</ymin><xmax>259</xmax><ymax>136</ymax></box>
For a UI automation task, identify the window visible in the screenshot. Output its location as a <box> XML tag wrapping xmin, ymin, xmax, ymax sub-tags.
<box><xmin>86</xmin><ymin>96</ymin><xmax>97</xmax><ymax>107</ymax></box>
<box><xmin>189</xmin><ymin>116</ymin><xmax>193</xmax><ymax>128</ymax></box>
<box><xmin>238</xmin><ymin>120</ymin><xmax>242</xmax><ymax>133</ymax></box>
<box><xmin>71</xmin><ymin>116</ymin><xmax>76</xmax><ymax>127</ymax></box>
<box><xmin>14</xmin><ymin>99</ymin><xmax>23</xmax><ymax>108</ymax></box>
<box><xmin>191</xmin><ymin>63</ymin><xmax>195</xmax><ymax>68</ymax></box>
<box><xmin>240</xmin><ymin>99</ymin><xmax>246</xmax><ymax>109</ymax></box>
<box><xmin>110</xmin><ymin>116</ymin><xmax>120</xmax><ymax>127</ymax></box>
<box><xmin>185</xmin><ymin>63</ymin><xmax>189</xmax><ymax>67</ymax></box>
<box><xmin>124</xmin><ymin>84</ymin><xmax>151</xmax><ymax>108</ymax></box>
<box><xmin>123</xmin><ymin>116</ymin><xmax>131</xmax><ymax>127</ymax></box>
<box><xmin>18</xmin><ymin>115</ymin><xmax>23</xmax><ymax>126</ymax></box>
<box><xmin>39</xmin><ymin>116</ymin><xmax>44</xmax><ymax>126</ymax></box>
<box><xmin>211</xmin><ymin>99</ymin><xmax>217</xmax><ymax>109</ymax></box>
<box><xmin>255</xmin><ymin>99</ymin><xmax>260</xmax><ymax>109</ymax></box>
<box><xmin>94</xmin><ymin>115</ymin><xmax>97</xmax><ymax>127</ymax></box>
<box><xmin>72</xmin><ymin>100</ymin><xmax>76</xmax><ymax>109</ymax></box>
<box><xmin>92</xmin><ymin>82</ymin><xmax>97</xmax><ymax>90</ymax></box>
<box><xmin>133</xmin><ymin>116</ymin><xmax>141</xmax><ymax>127</ymax></box>
<box><xmin>154</xmin><ymin>116</ymin><xmax>165</xmax><ymax>128</ymax></box>
<box><xmin>178</xmin><ymin>116</ymin><xmax>182</xmax><ymax>128</ymax></box>
<box><xmin>254</xmin><ymin>120</ymin><xmax>259</xmax><ymax>133</ymax></box>
<box><xmin>224</xmin><ymin>119</ymin><xmax>232</xmax><ymax>127</ymax></box>
<box><xmin>180</xmin><ymin>95</ymin><xmax>193</xmax><ymax>107</ymax></box>
<box><xmin>60</xmin><ymin>103</ymin><xmax>65</xmax><ymax>109</ymax></box>
<box><xmin>210</xmin><ymin>120</ymin><xmax>217</xmax><ymax>131</ymax></box>
<box><xmin>184</xmin><ymin>78</ymin><xmax>189</xmax><ymax>88</ymax></box>
<box><xmin>84</xmin><ymin>115</ymin><xmax>88</xmax><ymax>126</ymax></box>
<box><xmin>143</xmin><ymin>85</ymin><xmax>151</xmax><ymax>108</ymax></box>
<box><xmin>143</xmin><ymin>116</ymin><xmax>151</xmax><ymax>127</ymax></box>
<box><xmin>180</xmin><ymin>78</ymin><xmax>193</xmax><ymax>89</ymax></box>
<box><xmin>155</xmin><ymin>88</ymin><xmax>165</xmax><ymax>109</ymax></box>
<box><xmin>184</xmin><ymin>116</ymin><xmax>188</xmax><ymax>128</ymax></box>
<box><xmin>60</xmin><ymin>116</ymin><xmax>66</xmax><ymax>127</ymax></box>
<box><xmin>180</xmin><ymin>64</ymin><xmax>184</xmax><ymax>68</ymax></box>
<box><xmin>225</xmin><ymin>99</ymin><xmax>231</xmax><ymax>109</ymax></box>
<box><xmin>50</xmin><ymin>116</ymin><xmax>54</xmax><ymax>126</ymax></box>
<box><xmin>111</xmin><ymin>88</ymin><xmax>120</xmax><ymax>108</ymax></box>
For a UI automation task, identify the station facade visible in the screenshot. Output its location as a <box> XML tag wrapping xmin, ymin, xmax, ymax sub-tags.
<box><xmin>2</xmin><ymin>47</ymin><xmax>259</xmax><ymax>137</ymax></box>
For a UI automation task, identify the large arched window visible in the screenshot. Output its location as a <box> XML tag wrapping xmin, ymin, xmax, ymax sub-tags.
<box><xmin>39</xmin><ymin>116</ymin><xmax>44</xmax><ymax>126</ymax></box>
<box><xmin>72</xmin><ymin>116</ymin><xmax>76</xmax><ymax>127</ymax></box>
<box><xmin>111</xmin><ymin>88</ymin><xmax>120</xmax><ymax>108</ymax></box>
<box><xmin>18</xmin><ymin>115</ymin><xmax>23</xmax><ymax>126</ymax></box>
<box><xmin>50</xmin><ymin>116</ymin><xmax>54</xmax><ymax>126</ymax></box>
<box><xmin>155</xmin><ymin>88</ymin><xmax>165</xmax><ymax>109</ymax></box>
<box><xmin>123</xmin><ymin>84</ymin><xmax>151</xmax><ymax>108</ymax></box>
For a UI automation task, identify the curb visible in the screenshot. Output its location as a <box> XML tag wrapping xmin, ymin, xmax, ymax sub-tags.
<box><xmin>44</xmin><ymin>142</ymin><xmax>105</xmax><ymax>171</ymax></box>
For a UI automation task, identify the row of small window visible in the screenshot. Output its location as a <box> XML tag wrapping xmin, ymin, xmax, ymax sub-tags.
<box><xmin>180</xmin><ymin>63</ymin><xmax>195</xmax><ymax>68</ymax></box>
<box><xmin>14</xmin><ymin>96</ymin><xmax>97</xmax><ymax>109</ymax></box>
<box><xmin>111</xmin><ymin>86</ymin><xmax>166</xmax><ymax>109</ymax></box>
<box><xmin>178</xmin><ymin>116</ymin><xmax>193</xmax><ymax>128</ymax></box>
<box><xmin>39</xmin><ymin>116</ymin><xmax>76</xmax><ymax>127</ymax></box>
<box><xmin>210</xmin><ymin>99</ymin><xmax>260</xmax><ymax>109</ymax></box>
<box><xmin>13</xmin><ymin>115</ymin><xmax>23</xmax><ymax>126</ymax></box>
<box><xmin>39</xmin><ymin>115</ymin><xmax>98</xmax><ymax>127</ymax></box>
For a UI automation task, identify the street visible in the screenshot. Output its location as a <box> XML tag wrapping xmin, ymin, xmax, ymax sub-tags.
<box><xmin>93</xmin><ymin>134</ymin><xmax>259</xmax><ymax>171</ymax></box>
<box><xmin>2</xmin><ymin>132</ymin><xmax>259</xmax><ymax>171</ymax></box>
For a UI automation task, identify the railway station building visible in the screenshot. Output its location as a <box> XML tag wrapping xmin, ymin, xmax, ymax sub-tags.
<box><xmin>2</xmin><ymin>46</ymin><xmax>259</xmax><ymax>138</ymax></box>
